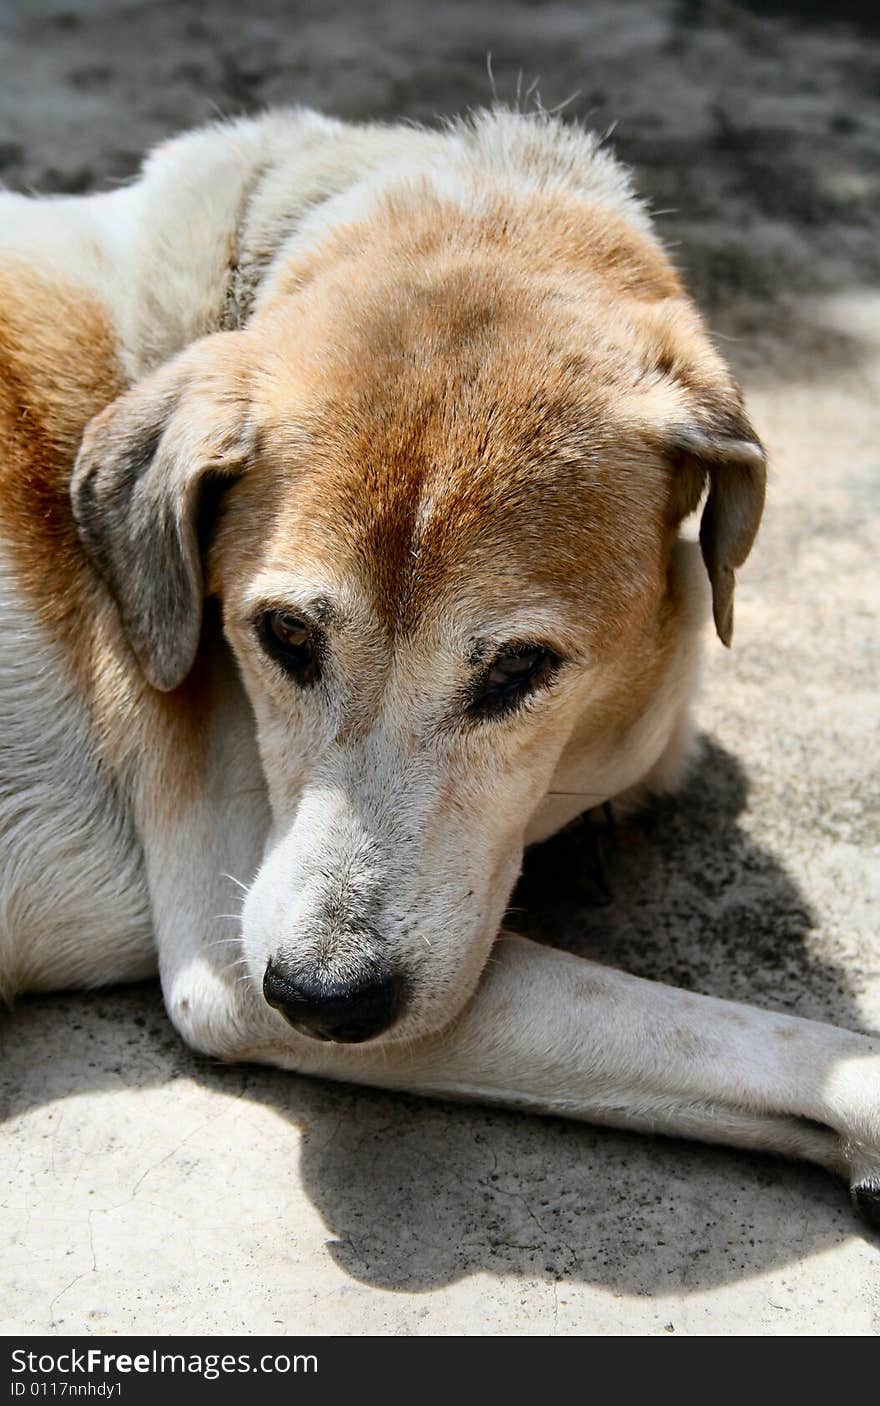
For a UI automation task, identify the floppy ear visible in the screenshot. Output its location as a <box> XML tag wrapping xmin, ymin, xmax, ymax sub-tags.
<box><xmin>71</xmin><ymin>333</ymin><xmax>254</xmax><ymax>691</ymax></box>
<box><xmin>665</xmin><ymin>408</ymin><xmax>766</xmax><ymax>647</ymax></box>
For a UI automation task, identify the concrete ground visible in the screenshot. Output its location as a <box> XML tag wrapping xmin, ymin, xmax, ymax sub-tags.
<box><xmin>1</xmin><ymin>0</ymin><xmax>878</xmax><ymax>1336</ymax></box>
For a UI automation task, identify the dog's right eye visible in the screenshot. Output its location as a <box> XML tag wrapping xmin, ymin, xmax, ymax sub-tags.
<box><xmin>256</xmin><ymin>610</ymin><xmax>320</xmax><ymax>684</ymax></box>
<box><xmin>467</xmin><ymin>644</ymin><xmax>559</xmax><ymax>720</ymax></box>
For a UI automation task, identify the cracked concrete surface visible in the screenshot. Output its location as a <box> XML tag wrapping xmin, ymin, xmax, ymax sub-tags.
<box><xmin>1</xmin><ymin>0</ymin><xmax>878</xmax><ymax>1336</ymax></box>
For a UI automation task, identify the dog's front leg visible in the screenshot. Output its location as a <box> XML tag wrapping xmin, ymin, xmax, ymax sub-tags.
<box><xmin>145</xmin><ymin>655</ymin><xmax>878</xmax><ymax>1216</ymax></box>
<box><xmin>284</xmin><ymin>937</ymin><xmax>880</xmax><ymax>1214</ymax></box>
<box><xmin>141</xmin><ymin>643</ymin><xmax>280</xmax><ymax>1059</ymax></box>
<box><xmin>166</xmin><ymin>915</ymin><xmax>880</xmax><ymax>1218</ymax></box>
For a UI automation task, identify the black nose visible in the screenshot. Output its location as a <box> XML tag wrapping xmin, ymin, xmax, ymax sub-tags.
<box><xmin>263</xmin><ymin>961</ymin><xmax>403</xmax><ymax>1043</ymax></box>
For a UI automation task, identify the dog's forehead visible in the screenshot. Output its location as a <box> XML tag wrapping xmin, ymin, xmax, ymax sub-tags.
<box><xmin>218</xmin><ymin>250</ymin><xmax>676</xmax><ymax>637</ymax></box>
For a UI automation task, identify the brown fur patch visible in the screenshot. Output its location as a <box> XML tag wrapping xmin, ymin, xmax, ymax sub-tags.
<box><xmin>0</xmin><ymin>262</ymin><xmax>211</xmax><ymax>797</ymax></box>
<box><xmin>0</xmin><ymin>263</ymin><xmax>123</xmax><ymax>642</ymax></box>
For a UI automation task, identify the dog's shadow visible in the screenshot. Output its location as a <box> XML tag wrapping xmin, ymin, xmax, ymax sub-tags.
<box><xmin>1</xmin><ymin>737</ymin><xmax>873</xmax><ymax>1297</ymax></box>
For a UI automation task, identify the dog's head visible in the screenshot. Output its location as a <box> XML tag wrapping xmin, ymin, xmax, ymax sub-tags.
<box><xmin>72</xmin><ymin>190</ymin><xmax>764</xmax><ymax>1045</ymax></box>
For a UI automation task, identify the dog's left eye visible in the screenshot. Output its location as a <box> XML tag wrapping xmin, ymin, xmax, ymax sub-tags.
<box><xmin>256</xmin><ymin>610</ymin><xmax>320</xmax><ymax>684</ymax></box>
<box><xmin>469</xmin><ymin>646</ymin><xmax>558</xmax><ymax>718</ymax></box>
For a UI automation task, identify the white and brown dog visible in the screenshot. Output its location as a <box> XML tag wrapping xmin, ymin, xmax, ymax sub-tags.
<box><xmin>1</xmin><ymin>108</ymin><xmax>877</xmax><ymax>1220</ymax></box>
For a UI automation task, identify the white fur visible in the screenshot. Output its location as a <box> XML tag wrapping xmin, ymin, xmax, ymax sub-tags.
<box><xmin>0</xmin><ymin>547</ymin><xmax>153</xmax><ymax>997</ymax></box>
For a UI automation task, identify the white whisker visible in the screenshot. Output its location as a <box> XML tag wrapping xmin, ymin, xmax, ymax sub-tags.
<box><xmin>221</xmin><ymin>872</ymin><xmax>250</xmax><ymax>894</ymax></box>
<box><xmin>486</xmin><ymin>50</ymin><xmax>497</xmax><ymax>104</ymax></box>
<box><xmin>543</xmin><ymin>87</ymin><xmax>583</xmax><ymax>116</ymax></box>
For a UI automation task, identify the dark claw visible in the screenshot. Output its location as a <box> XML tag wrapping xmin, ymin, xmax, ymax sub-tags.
<box><xmin>852</xmin><ymin>1181</ymin><xmax>880</xmax><ymax>1231</ymax></box>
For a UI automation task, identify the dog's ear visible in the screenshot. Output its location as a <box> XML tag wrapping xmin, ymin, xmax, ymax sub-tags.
<box><xmin>666</xmin><ymin>410</ymin><xmax>766</xmax><ymax>647</ymax></box>
<box><xmin>631</xmin><ymin>298</ymin><xmax>767</xmax><ymax>645</ymax></box>
<box><xmin>71</xmin><ymin>333</ymin><xmax>254</xmax><ymax>691</ymax></box>
<box><xmin>656</xmin><ymin>373</ymin><xmax>766</xmax><ymax>647</ymax></box>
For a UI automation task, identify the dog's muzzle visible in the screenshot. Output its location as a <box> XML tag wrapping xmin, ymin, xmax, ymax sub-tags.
<box><xmin>262</xmin><ymin>959</ymin><xmax>403</xmax><ymax>1043</ymax></box>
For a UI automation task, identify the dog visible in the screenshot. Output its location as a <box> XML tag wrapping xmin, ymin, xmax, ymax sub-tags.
<box><xmin>1</xmin><ymin>106</ymin><xmax>877</xmax><ymax>1222</ymax></box>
